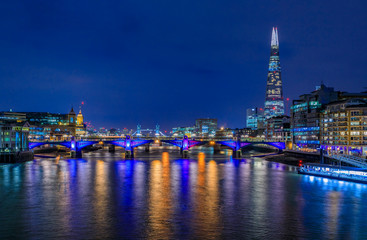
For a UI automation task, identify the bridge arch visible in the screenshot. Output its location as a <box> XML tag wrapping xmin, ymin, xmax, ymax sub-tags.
<box><xmin>29</xmin><ymin>142</ymin><xmax>72</xmax><ymax>150</ymax></box>
<box><xmin>29</xmin><ymin>141</ymin><xmax>100</xmax><ymax>151</ymax></box>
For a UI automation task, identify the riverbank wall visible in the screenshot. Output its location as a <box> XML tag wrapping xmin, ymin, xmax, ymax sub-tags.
<box><xmin>263</xmin><ymin>150</ymin><xmax>323</xmax><ymax>166</ymax></box>
<box><xmin>0</xmin><ymin>151</ymin><xmax>34</xmax><ymax>163</ymax></box>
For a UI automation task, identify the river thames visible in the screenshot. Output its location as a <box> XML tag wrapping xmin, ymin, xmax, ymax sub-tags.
<box><xmin>1</xmin><ymin>148</ymin><xmax>367</xmax><ymax>239</ymax></box>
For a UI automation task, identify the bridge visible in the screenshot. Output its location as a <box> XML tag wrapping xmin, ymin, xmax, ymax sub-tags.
<box><xmin>132</xmin><ymin>124</ymin><xmax>167</xmax><ymax>137</ymax></box>
<box><xmin>29</xmin><ymin>135</ymin><xmax>285</xmax><ymax>158</ymax></box>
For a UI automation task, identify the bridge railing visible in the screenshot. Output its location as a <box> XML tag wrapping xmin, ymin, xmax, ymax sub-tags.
<box><xmin>330</xmin><ymin>154</ymin><xmax>367</xmax><ymax>169</ymax></box>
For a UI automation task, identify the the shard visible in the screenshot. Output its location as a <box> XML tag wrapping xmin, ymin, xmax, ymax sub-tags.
<box><xmin>264</xmin><ymin>27</ymin><xmax>284</xmax><ymax>119</ymax></box>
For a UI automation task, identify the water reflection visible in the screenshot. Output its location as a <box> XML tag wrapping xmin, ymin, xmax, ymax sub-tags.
<box><xmin>1</xmin><ymin>150</ymin><xmax>367</xmax><ymax>239</ymax></box>
<box><xmin>148</xmin><ymin>152</ymin><xmax>173</xmax><ymax>239</ymax></box>
<box><xmin>94</xmin><ymin>160</ymin><xmax>110</xmax><ymax>236</ymax></box>
<box><xmin>193</xmin><ymin>153</ymin><xmax>220</xmax><ymax>238</ymax></box>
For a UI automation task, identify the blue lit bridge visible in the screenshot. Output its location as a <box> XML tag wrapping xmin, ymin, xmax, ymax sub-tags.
<box><xmin>29</xmin><ymin>135</ymin><xmax>285</xmax><ymax>158</ymax></box>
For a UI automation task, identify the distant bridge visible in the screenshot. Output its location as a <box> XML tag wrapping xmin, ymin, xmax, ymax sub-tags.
<box><xmin>29</xmin><ymin>135</ymin><xmax>285</xmax><ymax>158</ymax></box>
<box><xmin>132</xmin><ymin>124</ymin><xmax>167</xmax><ymax>137</ymax></box>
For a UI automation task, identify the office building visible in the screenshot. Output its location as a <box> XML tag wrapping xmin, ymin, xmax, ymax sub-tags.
<box><xmin>195</xmin><ymin>118</ymin><xmax>218</xmax><ymax>137</ymax></box>
<box><xmin>264</xmin><ymin>27</ymin><xmax>285</xmax><ymax>119</ymax></box>
<box><xmin>291</xmin><ymin>84</ymin><xmax>340</xmax><ymax>151</ymax></box>
<box><xmin>246</xmin><ymin>107</ymin><xmax>264</xmax><ymax>129</ymax></box>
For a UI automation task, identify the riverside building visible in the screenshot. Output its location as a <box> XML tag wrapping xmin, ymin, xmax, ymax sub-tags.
<box><xmin>320</xmin><ymin>99</ymin><xmax>367</xmax><ymax>156</ymax></box>
<box><xmin>0</xmin><ymin>121</ymin><xmax>30</xmax><ymax>152</ymax></box>
<box><xmin>0</xmin><ymin>107</ymin><xmax>86</xmax><ymax>140</ymax></box>
<box><xmin>265</xmin><ymin>115</ymin><xmax>291</xmax><ymax>142</ymax></box>
<box><xmin>290</xmin><ymin>84</ymin><xmax>340</xmax><ymax>151</ymax></box>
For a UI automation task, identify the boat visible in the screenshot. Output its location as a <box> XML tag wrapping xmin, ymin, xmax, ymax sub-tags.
<box><xmin>298</xmin><ymin>163</ymin><xmax>367</xmax><ymax>184</ymax></box>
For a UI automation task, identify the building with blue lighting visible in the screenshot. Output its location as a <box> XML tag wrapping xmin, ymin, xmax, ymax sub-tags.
<box><xmin>0</xmin><ymin>121</ymin><xmax>30</xmax><ymax>152</ymax></box>
<box><xmin>291</xmin><ymin>84</ymin><xmax>340</xmax><ymax>151</ymax></box>
<box><xmin>172</xmin><ymin>126</ymin><xmax>196</xmax><ymax>137</ymax></box>
<box><xmin>291</xmin><ymin>84</ymin><xmax>367</xmax><ymax>152</ymax></box>
<box><xmin>264</xmin><ymin>27</ymin><xmax>285</xmax><ymax>119</ymax></box>
<box><xmin>246</xmin><ymin>107</ymin><xmax>264</xmax><ymax>130</ymax></box>
<box><xmin>195</xmin><ymin>118</ymin><xmax>217</xmax><ymax>137</ymax></box>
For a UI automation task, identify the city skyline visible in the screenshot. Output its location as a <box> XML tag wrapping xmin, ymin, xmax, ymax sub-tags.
<box><xmin>1</xmin><ymin>2</ymin><xmax>367</xmax><ymax>238</ymax></box>
<box><xmin>0</xmin><ymin>1</ymin><xmax>366</xmax><ymax>129</ymax></box>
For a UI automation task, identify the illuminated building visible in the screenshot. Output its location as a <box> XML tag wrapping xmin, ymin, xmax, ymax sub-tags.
<box><xmin>22</xmin><ymin>112</ymin><xmax>69</xmax><ymax>125</ymax></box>
<box><xmin>264</xmin><ymin>27</ymin><xmax>284</xmax><ymax>119</ymax></box>
<box><xmin>1</xmin><ymin>107</ymin><xmax>85</xmax><ymax>140</ymax></box>
<box><xmin>265</xmin><ymin>115</ymin><xmax>290</xmax><ymax>142</ymax></box>
<box><xmin>28</xmin><ymin>126</ymin><xmax>51</xmax><ymax>141</ymax></box>
<box><xmin>107</xmin><ymin>128</ymin><xmax>121</xmax><ymax>136</ymax></box>
<box><xmin>77</xmin><ymin>109</ymin><xmax>84</xmax><ymax>125</ymax></box>
<box><xmin>195</xmin><ymin>118</ymin><xmax>218</xmax><ymax>137</ymax></box>
<box><xmin>0</xmin><ymin>111</ymin><xmax>26</xmax><ymax>122</ymax></box>
<box><xmin>122</xmin><ymin>128</ymin><xmax>133</xmax><ymax>135</ymax></box>
<box><xmin>214</xmin><ymin>128</ymin><xmax>234</xmax><ymax>138</ymax></box>
<box><xmin>291</xmin><ymin>84</ymin><xmax>340</xmax><ymax>151</ymax></box>
<box><xmin>76</xmin><ymin>109</ymin><xmax>86</xmax><ymax>136</ymax></box>
<box><xmin>320</xmin><ymin>99</ymin><xmax>367</xmax><ymax>156</ymax></box>
<box><xmin>172</xmin><ymin>126</ymin><xmax>195</xmax><ymax>137</ymax></box>
<box><xmin>68</xmin><ymin>107</ymin><xmax>76</xmax><ymax>126</ymax></box>
<box><xmin>246</xmin><ymin>107</ymin><xmax>264</xmax><ymax>129</ymax></box>
<box><xmin>0</xmin><ymin>121</ymin><xmax>30</xmax><ymax>152</ymax></box>
<box><xmin>224</xmin><ymin>128</ymin><xmax>259</xmax><ymax>138</ymax></box>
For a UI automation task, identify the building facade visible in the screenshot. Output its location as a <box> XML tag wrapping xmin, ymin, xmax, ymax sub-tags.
<box><xmin>265</xmin><ymin>115</ymin><xmax>290</xmax><ymax>142</ymax></box>
<box><xmin>264</xmin><ymin>27</ymin><xmax>284</xmax><ymax>119</ymax></box>
<box><xmin>76</xmin><ymin>109</ymin><xmax>86</xmax><ymax>136</ymax></box>
<box><xmin>320</xmin><ymin>99</ymin><xmax>367</xmax><ymax>156</ymax></box>
<box><xmin>291</xmin><ymin>84</ymin><xmax>340</xmax><ymax>151</ymax></box>
<box><xmin>0</xmin><ymin>121</ymin><xmax>30</xmax><ymax>152</ymax></box>
<box><xmin>1</xmin><ymin>107</ymin><xmax>86</xmax><ymax>140</ymax></box>
<box><xmin>172</xmin><ymin>126</ymin><xmax>196</xmax><ymax>137</ymax></box>
<box><xmin>195</xmin><ymin>118</ymin><xmax>218</xmax><ymax>137</ymax></box>
<box><xmin>246</xmin><ymin>108</ymin><xmax>264</xmax><ymax>130</ymax></box>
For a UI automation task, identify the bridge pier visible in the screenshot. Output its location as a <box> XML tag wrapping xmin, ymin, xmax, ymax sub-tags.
<box><xmin>145</xmin><ymin>144</ymin><xmax>150</xmax><ymax>152</ymax></box>
<box><xmin>234</xmin><ymin>149</ymin><xmax>242</xmax><ymax>158</ymax></box>
<box><xmin>182</xmin><ymin>150</ymin><xmax>189</xmax><ymax>158</ymax></box>
<box><xmin>70</xmin><ymin>149</ymin><xmax>82</xmax><ymax>158</ymax></box>
<box><xmin>108</xmin><ymin>145</ymin><xmax>115</xmax><ymax>153</ymax></box>
<box><xmin>213</xmin><ymin>145</ymin><xmax>221</xmax><ymax>154</ymax></box>
<box><xmin>125</xmin><ymin>150</ymin><xmax>134</xmax><ymax>158</ymax></box>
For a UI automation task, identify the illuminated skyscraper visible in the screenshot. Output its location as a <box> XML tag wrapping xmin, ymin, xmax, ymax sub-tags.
<box><xmin>264</xmin><ymin>27</ymin><xmax>284</xmax><ymax>119</ymax></box>
<box><xmin>246</xmin><ymin>107</ymin><xmax>264</xmax><ymax>130</ymax></box>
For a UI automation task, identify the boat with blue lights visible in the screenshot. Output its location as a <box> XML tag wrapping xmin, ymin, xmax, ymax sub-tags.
<box><xmin>298</xmin><ymin>163</ymin><xmax>367</xmax><ymax>184</ymax></box>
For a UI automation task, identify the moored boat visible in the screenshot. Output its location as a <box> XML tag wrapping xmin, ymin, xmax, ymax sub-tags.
<box><xmin>298</xmin><ymin>163</ymin><xmax>367</xmax><ymax>184</ymax></box>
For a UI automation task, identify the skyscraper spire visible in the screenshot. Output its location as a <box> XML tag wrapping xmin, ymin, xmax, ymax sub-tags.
<box><xmin>271</xmin><ymin>27</ymin><xmax>279</xmax><ymax>46</ymax></box>
<box><xmin>271</xmin><ymin>27</ymin><xmax>277</xmax><ymax>46</ymax></box>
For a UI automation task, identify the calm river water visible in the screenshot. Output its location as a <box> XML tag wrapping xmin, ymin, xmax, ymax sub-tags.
<box><xmin>1</xmin><ymin>147</ymin><xmax>367</xmax><ymax>239</ymax></box>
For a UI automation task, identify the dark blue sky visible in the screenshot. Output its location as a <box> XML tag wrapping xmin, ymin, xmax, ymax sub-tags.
<box><xmin>0</xmin><ymin>0</ymin><xmax>366</xmax><ymax>130</ymax></box>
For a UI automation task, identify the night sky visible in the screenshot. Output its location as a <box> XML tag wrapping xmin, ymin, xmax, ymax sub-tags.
<box><xmin>0</xmin><ymin>1</ymin><xmax>366</xmax><ymax>130</ymax></box>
